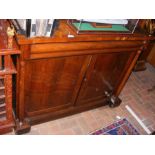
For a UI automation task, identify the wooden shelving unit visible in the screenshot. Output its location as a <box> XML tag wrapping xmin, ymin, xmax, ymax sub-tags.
<box><xmin>0</xmin><ymin>20</ymin><xmax>20</xmax><ymax>134</ymax></box>
<box><xmin>0</xmin><ymin>55</ymin><xmax>17</xmax><ymax>134</ymax></box>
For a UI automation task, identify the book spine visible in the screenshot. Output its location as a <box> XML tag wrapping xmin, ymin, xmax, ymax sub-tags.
<box><xmin>45</xmin><ymin>19</ymin><xmax>54</xmax><ymax>37</ymax></box>
<box><xmin>30</xmin><ymin>19</ymin><xmax>36</xmax><ymax>37</ymax></box>
<box><xmin>26</xmin><ymin>19</ymin><xmax>31</xmax><ymax>37</ymax></box>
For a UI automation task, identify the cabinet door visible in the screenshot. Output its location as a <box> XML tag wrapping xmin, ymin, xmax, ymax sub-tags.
<box><xmin>24</xmin><ymin>55</ymin><xmax>88</xmax><ymax>115</ymax></box>
<box><xmin>76</xmin><ymin>51</ymin><xmax>136</xmax><ymax>105</ymax></box>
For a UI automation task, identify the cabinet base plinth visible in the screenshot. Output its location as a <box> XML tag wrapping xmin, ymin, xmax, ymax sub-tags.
<box><xmin>108</xmin><ymin>95</ymin><xmax>122</xmax><ymax>108</ymax></box>
<box><xmin>14</xmin><ymin>119</ymin><xmax>31</xmax><ymax>135</ymax></box>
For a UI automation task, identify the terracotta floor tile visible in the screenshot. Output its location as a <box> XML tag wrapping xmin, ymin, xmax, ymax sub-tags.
<box><xmin>59</xmin><ymin>129</ymin><xmax>75</xmax><ymax>135</ymax></box>
<box><xmin>25</xmin><ymin>128</ymin><xmax>40</xmax><ymax>135</ymax></box>
<box><xmin>71</xmin><ymin>127</ymin><xmax>83</xmax><ymax>135</ymax></box>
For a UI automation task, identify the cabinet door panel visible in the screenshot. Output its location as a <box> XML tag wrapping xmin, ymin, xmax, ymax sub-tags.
<box><xmin>24</xmin><ymin>55</ymin><xmax>88</xmax><ymax>114</ymax></box>
<box><xmin>76</xmin><ymin>51</ymin><xmax>136</xmax><ymax>105</ymax></box>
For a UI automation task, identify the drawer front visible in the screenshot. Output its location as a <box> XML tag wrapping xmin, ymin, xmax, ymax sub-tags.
<box><xmin>29</xmin><ymin>41</ymin><xmax>143</xmax><ymax>59</ymax></box>
<box><xmin>31</xmin><ymin>41</ymin><xmax>143</xmax><ymax>53</ymax></box>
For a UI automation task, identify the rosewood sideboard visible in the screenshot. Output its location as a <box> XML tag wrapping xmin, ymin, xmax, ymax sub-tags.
<box><xmin>10</xmin><ymin>20</ymin><xmax>154</xmax><ymax>134</ymax></box>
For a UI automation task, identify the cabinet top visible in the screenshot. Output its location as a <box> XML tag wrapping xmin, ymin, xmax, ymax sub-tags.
<box><xmin>11</xmin><ymin>20</ymin><xmax>155</xmax><ymax>45</ymax></box>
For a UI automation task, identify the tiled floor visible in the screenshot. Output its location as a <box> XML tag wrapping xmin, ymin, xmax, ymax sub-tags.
<box><xmin>9</xmin><ymin>63</ymin><xmax>155</xmax><ymax>135</ymax></box>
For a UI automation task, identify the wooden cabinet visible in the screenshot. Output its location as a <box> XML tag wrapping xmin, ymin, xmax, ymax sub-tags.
<box><xmin>13</xmin><ymin>20</ymin><xmax>154</xmax><ymax>134</ymax></box>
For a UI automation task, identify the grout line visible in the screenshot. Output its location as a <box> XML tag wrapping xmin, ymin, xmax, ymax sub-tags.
<box><xmin>125</xmin><ymin>105</ymin><xmax>151</xmax><ymax>135</ymax></box>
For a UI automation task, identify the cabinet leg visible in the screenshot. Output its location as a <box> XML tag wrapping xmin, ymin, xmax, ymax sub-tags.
<box><xmin>14</xmin><ymin>118</ymin><xmax>31</xmax><ymax>135</ymax></box>
<box><xmin>108</xmin><ymin>95</ymin><xmax>122</xmax><ymax>108</ymax></box>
